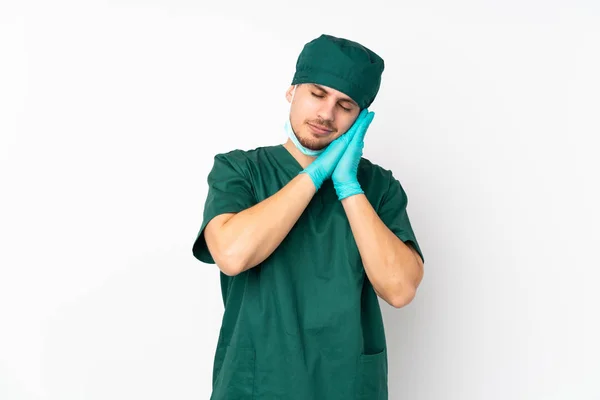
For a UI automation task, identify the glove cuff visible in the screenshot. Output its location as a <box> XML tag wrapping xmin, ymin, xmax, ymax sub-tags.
<box><xmin>300</xmin><ymin>170</ymin><xmax>324</xmax><ymax>191</ymax></box>
<box><xmin>333</xmin><ymin>181</ymin><xmax>363</xmax><ymax>200</ymax></box>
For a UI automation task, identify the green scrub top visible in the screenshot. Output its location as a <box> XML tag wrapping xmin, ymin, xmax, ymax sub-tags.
<box><xmin>193</xmin><ymin>144</ymin><xmax>424</xmax><ymax>400</ymax></box>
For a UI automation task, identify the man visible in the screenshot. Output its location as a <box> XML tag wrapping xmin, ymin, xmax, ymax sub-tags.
<box><xmin>192</xmin><ymin>34</ymin><xmax>425</xmax><ymax>400</ymax></box>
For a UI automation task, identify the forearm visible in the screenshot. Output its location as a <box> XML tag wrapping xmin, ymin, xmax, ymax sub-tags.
<box><xmin>341</xmin><ymin>194</ymin><xmax>423</xmax><ymax>308</ymax></box>
<box><xmin>217</xmin><ymin>173</ymin><xmax>316</xmax><ymax>274</ymax></box>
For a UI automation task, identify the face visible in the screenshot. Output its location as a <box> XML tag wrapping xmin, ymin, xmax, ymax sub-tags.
<box><xmin>285</xmin><ymin>83</ymin><xmax>361</xmax><ymax>151</ymax></box>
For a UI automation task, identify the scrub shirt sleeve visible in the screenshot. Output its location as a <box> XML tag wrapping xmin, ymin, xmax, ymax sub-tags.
<box><xmin>192</xmin><ymin>151</ymin><xmax>257</xmax><ymax>264</ymax></box>
<box><xmin>378</xmin><ymin>173</ymin><xmax>425</xmax><ymax>264</ymax></box>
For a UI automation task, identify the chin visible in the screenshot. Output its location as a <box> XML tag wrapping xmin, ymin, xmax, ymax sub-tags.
<box><xmin>298</xmin><ymin>139</ymin><xmax>328</xmax><ymax>151</ymax></box>
<box><xmin>296</xmin><ymin>133</ymin><xmax>328</xmax><ymax>150</ymax></box>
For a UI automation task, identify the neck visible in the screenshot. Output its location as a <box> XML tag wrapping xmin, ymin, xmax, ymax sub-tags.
<box><xmin>282</xmin><ymin>139</ymin><xmax>317</xmax><ymax>169</ymax></box>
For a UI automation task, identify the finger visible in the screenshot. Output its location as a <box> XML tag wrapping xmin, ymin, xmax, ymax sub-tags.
<box><xmin>332</xmin><ymin>109</ymin><xmax>369</xmax><ymax>149</ymax></box>
<box><xmin>327</xmin><ymin>128</ymin><xmax>354</xmax><ymax>155</ymax></box>
<box><xmin>347</xmin><ymin>109</ymin><xmax>368</xmax><ymax>133</ymax></box>
<box><xmin>341</xmin><ymin>109</ymin><xmax>367</xmax><ymax>139</ymax></box>
<box><xmin>354</xmin><ymin>111</ymin><xmax>375</xmax><ymax>143</ymax></box>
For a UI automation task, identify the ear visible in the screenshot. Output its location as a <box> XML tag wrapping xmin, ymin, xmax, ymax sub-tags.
<box><xmin>285</xmin><ymin>85</ymin><xmax>296</xmax><ymax>103</ymax></box>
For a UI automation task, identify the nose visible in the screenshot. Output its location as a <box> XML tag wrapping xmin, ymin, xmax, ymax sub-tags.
<box><xmin>317</xmin><ymin>102</ymin><xmax>336</xmax><ymax>125</ymax></box>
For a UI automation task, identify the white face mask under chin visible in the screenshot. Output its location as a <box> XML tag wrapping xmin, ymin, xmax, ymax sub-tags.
<box><xmin>285</xmin><ymin>85</ymin><xmax>325</xmax><ymax>156</ymax></box>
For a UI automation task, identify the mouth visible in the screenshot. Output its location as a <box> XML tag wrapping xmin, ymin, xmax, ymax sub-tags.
<box><xmin>307</xmin><ymin>122</ymin><xmax>333</xmax><ymax>135</ymax></box>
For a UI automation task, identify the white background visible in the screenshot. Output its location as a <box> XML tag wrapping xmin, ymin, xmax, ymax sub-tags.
<box><xmin>1</xmin><ymin>1</ymin><xmax>599</xmax><ymax>399</ymax></box>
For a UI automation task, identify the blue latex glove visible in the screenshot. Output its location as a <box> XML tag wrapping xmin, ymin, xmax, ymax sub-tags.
<box><xmin>302</xmin><ymin>109</ymin><xmax>370</xmax><ymax>190</ymax></box>
<box><xmin>332</xmin><ymin>110</ymin><xmax>375</xmax><ymax>200</ymax></box>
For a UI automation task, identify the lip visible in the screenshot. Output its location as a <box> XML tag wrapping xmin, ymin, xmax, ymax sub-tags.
<box><xmin>307</xmin><ymin>123</ymin><xmax>333</xmax><ymax>135</ymax></box>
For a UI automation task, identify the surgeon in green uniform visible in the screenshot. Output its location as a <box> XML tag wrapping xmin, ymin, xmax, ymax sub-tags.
<box><xmin>192</xmin><ymin>34</ymin><xmax>425</xmax><ymax>399</ymax></box>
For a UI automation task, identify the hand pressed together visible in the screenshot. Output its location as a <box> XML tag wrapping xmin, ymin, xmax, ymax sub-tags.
<box><xmin>332</xmin><ymin>110</ymin><xmax>375</xmax><ymax>200</ymax></box>
<box><xmin>301</xmin><ymin>109</ymin><xmax>369</xmax><ymax>190</ymax></box>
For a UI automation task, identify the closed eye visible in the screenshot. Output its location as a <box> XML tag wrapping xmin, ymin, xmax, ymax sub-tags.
<box><xmin>311</xmin><ymin>92</ymin><xmax>352</xmax><ymax>112</ymax></box>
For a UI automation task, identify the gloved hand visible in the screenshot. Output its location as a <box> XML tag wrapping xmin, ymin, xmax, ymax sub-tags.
<box><xmin>332</xmin><ymin>110</ymin><xmax>375</xmax><ymax>200</ymax></box>
<box><xmin>302</xmin><ymin>109</ymin><xmax>370</xmax><ymax>190</ymax></box>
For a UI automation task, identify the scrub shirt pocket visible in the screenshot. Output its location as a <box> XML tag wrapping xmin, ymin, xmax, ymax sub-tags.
<box><xmin>211</xmin><ymin>345</ymin><xmax>256</xmax><ymax>400</ymax></box>
<box><xmin>355</xmin><ymin>348</ymin><xmax>388</xmax><ymax>400</ymax></box>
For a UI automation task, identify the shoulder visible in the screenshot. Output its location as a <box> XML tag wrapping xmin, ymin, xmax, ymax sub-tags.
<box><xmin>211</xmin><ymin>145</ymin><xmax>280</xmax><ymax>170</ymax></box>
<box><xmin>358</xmin><ymin>157</ymin><xmax>396</xmax><ymax>186</ymax></box>
<box><xmin>358</xmin><ymin>157</ymin><xmax>410</xmax><ymax>209</ymax></box>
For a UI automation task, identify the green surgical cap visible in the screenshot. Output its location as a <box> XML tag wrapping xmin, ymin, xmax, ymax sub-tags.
<box><xmin>291</xmin><ymin>34</ymin><xmax>385</xmax><ymax>109</ymax></box>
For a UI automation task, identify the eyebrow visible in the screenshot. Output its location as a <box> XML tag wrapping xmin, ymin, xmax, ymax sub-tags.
<box><xmin>311</xmin><ymin>84</ymin><xmax>359</xmax><ymax>107</ymax></box>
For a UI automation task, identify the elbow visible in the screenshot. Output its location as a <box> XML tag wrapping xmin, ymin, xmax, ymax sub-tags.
<box><xmin>214</xmin><ymin>247</ymin><xmax>250</xmax><ymax>277</ymax></box>
<box><xmin>218</xmin><ymin>261</ymin><xmax>244</xmax><ymax>276</ymax></box>
<box><xmin>389</xmin><ymin>257</ymin><xmax>424</xmax><ymax>308</ymax></box>
<box><xmin>204</xmin><ymin>216</ymin><xmax>250</xmax><ymax>276</ymax></box>
<box><xmin>215</xmin><ymin>254</ymin><xmax>246</xmax><ymax>276</ymax></box>
<box><xmin>206</xmin><ymin>235</ymin><xmax>248</xmax><ymax>276</ymax></box>
<box><xmin>388</xmin><ymin>284</ymin><xmax>417</xmax><ymax>309</ymax></box>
